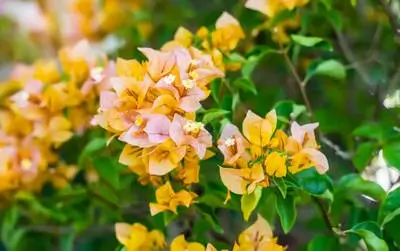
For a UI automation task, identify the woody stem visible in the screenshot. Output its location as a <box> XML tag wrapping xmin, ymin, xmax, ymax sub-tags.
<box><xmin>282</xmin><ymin>50</ymin><xmax>314</xmax><ymax>119</ymax></box>
<box><xmin>282</xmin><ymin>50</ymin><xmax>338</xmax><ymax>234</ymax></box>
<box><xmin>313</xmin><ymin>196</ymin><xmax>335</xmax><ymax>234</ymax></box>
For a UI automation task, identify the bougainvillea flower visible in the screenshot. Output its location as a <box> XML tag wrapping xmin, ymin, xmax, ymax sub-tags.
<box><xmin>269</xmin><ymin>129</ymin><xmax>288</xmax><ymax>151</ymax></box>
<box><xmin>285</xmin><ymin>122</ymin><xmax>329</xmax><ymax>174</ymax></box>
<box><xmin>115</xmin><ymin>222</ymin><xmax>166</xmax><ymax>251</ymax></box>
<box><xmin>115</xmin><ymin>58</ymin><xmax>146</xmax><ymax>80</ymax></box>
<box><xmin>59</xmin><ymin>39</ymin><xmax>106</xmax><ymax>82</ymax></box>
<box><xmin>154</xmin><ymin>74</ymin><xmax>207</xmax><ymax>113</ymax></box>
<box><xmin>245</xmin><ymin>0</ymin><xmax>309</xmax><ymax>18</ymax></box>
<box><xmin>143</xmin><ymin>139</ymin><xmax>187</xmax><ymax>176</ymax></box>
<box><xmin>170</xmin><ymin>235</ymin><xmax>205</xmax><ymax>251</ymax></box>
<box><xmin>149</xmin><ymin>181</ymin><xmax>197</xmax><ymax>215</ymax></box>
<box><xmin>119</xmin><ymin>113</ymin><xmax>171</xmax><ymax>148</ymax></box>
<box><xmin>111</xmin><ymin>75</ymin><xmax>153</xmax><ymax>108</ymax></box>
<box><xmin>212</xmin><ymin>12</ymin><xmax>245</xmax><ymax>52</ymax></box>
<box><xmin>220</xmin><ymin>164</ymin><xmax>267</xmax><ymax>195</ymax></box>
<box><xmin>170</xmin><ymin>114</ymin><xmax>212</xmax><ymax>159</ymax></box>
<box><xmin>217</xmin><ymin>123</ymin><xmax>250</xmax><ymax>167</ymax></box>
<box><xmin>233</xmin><ymin>214</ymin><xmax>286</xmax><ymax>251</ymax></box>
<box><xmin>81</xmin><ymin>61</ymin><xmax>116</xmax><ymax>96</ymax></box>
<box><xmin>119</xmin><ymin>144</ymin><xmax>162</xmax><ymax>186</ymax></box>
<box><xmin>0</xmin><ymin>137</ymin><xmax>44</xmax><ymax>181</ymax></box>
<box><xmin>32</xmin><ymin>115</ymin><xmax>73</xmax><ymax>147</ymax></box>
<box><xmin>48</xmin><ymin>163</ymin><xmax>78</xmax><ymax>189</ymax></box>
<box><xmin>174</xmin><ymin>149</ymin><xmax>201</xmax><ymax>185</ymax></box>
<box><xmin>138</xmin><ymin>48</ymin><xmax>176</xmax><ymax>81</ymax></box>
<box><xmin>264</xmin><ymin>151</ymin><xmax>287</xmax><ymax>177</ymax></box>
<box><xmin>242</xmin><ymin>109</ymin><xmax>277</xmax><ymax>156</ymax></box>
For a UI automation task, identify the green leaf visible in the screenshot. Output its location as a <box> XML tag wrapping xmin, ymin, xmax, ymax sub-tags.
<box><xmin>274</xmin><ymin>100</ymin><xmax>306</xmax><ymax>124</ymax></box>
<box><xmin>201</xmin><ymin>109</ymin><xmax>230</xmax><ymax>125</ymax></box>
<box><xmin>196</xmin><ymin>204</ymin><xmax>224</xmax><ymax>234</ymax></box>
<box><xmin>291</xmin><ymin>35</ymin><xmax>324</xmax><ymax>47</ymax></box>
<box><xmin>383</xmin><ymin>141</ymin><xmax>400</xmax><ymax>170</ymax></box>
<box><xmin>224</xmin><ymin>52</ymin><xmax>246</xmax><ymax>64</ymax></box>
<box><xmin>308</xmin><ymin>235</ymin><xmax>340</xmax><ymax>251</ymax></box>
<box><xmin>242</xmin><ymin>55</ymin><xmax>260</xmax><ymax>79</ymax></box>
<box><xmin>78</xmin><ymin>138</ymin><xmax>107</xmax><ymax>168</ymax></box>
<box><xmin>381</xmin><ymin>207</ymin><xmax>400</xmax><ymax>227</ymax></box>
<box><xmin>163</xmin><ymin>211</ymin><xmax>177</xmax><ymax>226</ymax></box>
<box><xmin>210</xmin><ymin>78</ymin><xmax>222</xmax><ymax>103</ymax></box>
<box><xmin>293</xmin><ymin>169</ymin><xmax>333</xmax><ymax>196</ymax></box>
<box><xmin>272</xmin><ymin>177</ymin><xmax>287</xmax><ymax>198</ymax></box>
<box><xmin>258</xmin><ymin>189</ymin><xmax>277</xmax><ymax>224</ymax></box>
<box><xmin>275</xmin><ymin>193</ymin><xmax>297</xmax><ymax>233</ymax></box>
<box><xmin>351</xmin><ymin>221</ymin><xmax>382</xmax><ymax>238</ymax></box>
<box><xmin>336</xmin><ymin>174</ymin><xmax>386</xmax><ymax>202</ymax></box>
<box><xmin>378</xmin><ymin>188</ymin><xmax>400</xmax><ymax>224</ymax></box>
<box><xmin>353</xmin><ymin>123</ymin><xmax>396</xmax><ymax>142</ymax></box>
<box><xmin>233</xmin><ymin>78</ymin><xmax>257</xmax><ymax>95</ymax></box>
<box><xmin>92</xmin><ymin>156</ymin><xmax>120</xmax><ymax>189</ymax></box>
<box><xmin>353</xmin><ymin>142</ymin><xmax>378</xmax><ymax>172</ymax></box>
<box><xmin>308</xmin><ymin>59</ymin><xmax>346</xmax><ymax>80</ymax></box>
<box><xmin>346</xmin><ymin>229</ymin><xmax>388</xmax><ymax>251</ymax></box>
<box><xmin>242</xmin><ymin>47</ymin><xmax>280</xmax><ymax>79</ymax></box>
<box><xmin>241</xmin><ymin>186</ymin><xmax>263</xmax><ymax>221</ymax></box>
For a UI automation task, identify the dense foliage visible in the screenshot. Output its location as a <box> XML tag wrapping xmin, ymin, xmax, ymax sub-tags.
<box><xmin>0</xmin><ymin>0</ymin><xmax>399</xmax><ymax>250</ymax></box>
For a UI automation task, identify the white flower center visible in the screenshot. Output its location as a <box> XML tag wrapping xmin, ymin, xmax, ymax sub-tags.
<box><xmin>21</xmin><ymin>158</ymin><xmax>32</xmax><ymax>171</ymax></box>
<box><xmin>183</xmin><ymin>121</ymin><xmax>204</xmax><ymax>134</ymax></box>
<box><xmin>182</xmin><ymin>79</ymin><xmax>195</xmax><ymax>89</ymax></box>
<box><xmin>163</xmin><ymin>74</ymin><xmax>176</xmax><ymax>85</ymax></box>
<box><xmin>90</xmin><ymin>67</ymin><xmax>104</xmax><ymax>83</ymax></box>
<box><xmin>224</xmin><ymin>137</ymin><xmax>236</xmax><ymax>147</ymax></box>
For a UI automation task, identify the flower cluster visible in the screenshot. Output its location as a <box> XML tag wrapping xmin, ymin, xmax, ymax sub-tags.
<box><xmin>218</xmin><ymin>109</ymin><xmax>329</xmax><ymax>196</ymax></box>
<box><xmin>94</xmin><ymin>43</ymin><xmax>223</xmax><ymax>213</ymax></box>
<box><xmin>115</xmin><ymin>215</ymin><xmax>285</xmax><ymax>251</ymax></box>
<box><xmin>245</xmin><ymin>0</ymin><xmax>310</xmax><ymax>44</ymax></box>
<box><xmin>0</xmin><ymin>39</ymin><xmax>114</xmax><ymax>195</ymax></box>
<box><xmin>162</xmin><ymin>12</ymin><xmax>245</xmax><ymax>72</ymax></box>
<box><xmin>66</xmin><ymin>0</ymin><xmax>148</xmax><ymax>43</ymax></box>
<box><xmin>245</xmin><ymin>0</ymin><xmax>309</xmax><ymax>18</ymax></box>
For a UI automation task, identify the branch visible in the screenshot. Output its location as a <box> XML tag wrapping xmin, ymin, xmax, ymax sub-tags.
<box><xmin>313</xmin><ymin>197</ymin><xmax>335</xmax><ymax>234</ymax></box>
<box><xmin>320</xmin><ymin>136</ymin><xmax>352</xmax><ymax>160</ymax></box>
<box><xmin>282</xmin><ymin>50</ymin><xmax>313</xmax><ymax>116</ymax></box>
<box><xmin>333</xmin><ymin>27</ymin><xmax>375</xmax><ymax>87</ymax></box>
<box><xmin>377</xmin><ymin>0</ymin><xmax>400</xmax><ymax>42</ymax></box>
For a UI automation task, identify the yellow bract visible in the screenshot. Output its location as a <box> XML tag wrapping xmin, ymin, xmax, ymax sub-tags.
<box><xmin>115</xmin><ymin>222</ymin><xmax>166</xmax><ymax>251</ymax></box>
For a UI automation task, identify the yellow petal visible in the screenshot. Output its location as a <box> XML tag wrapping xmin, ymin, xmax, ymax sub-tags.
<box><xmin>264</xmin><ymin>152</ymin><xmax>287</xmax><ymax>178</ymax></box>
<box><xmin>114</xmin><ymin>222</ymin><xmax>132</xmax><ymax>246</ymax></box>
<box><xmin>219</xmin><ymin>167</ymin><xmax>246</xmax><ymax>195</ymax></box>
<box><xmin>149</xmin><ymin>203</ymin><xmax>170</xmax><ymax>216</ymax></box>
<box><xmin>243</xmin><ymin>110</ymin><xmax>276</xmax><ymax>147</ymax></box>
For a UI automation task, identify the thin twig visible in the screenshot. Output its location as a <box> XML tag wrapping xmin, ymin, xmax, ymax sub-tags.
<box><xmin>334</xmin><ymin>27</ymin><xmax>375</xmax><ymax>87</ymax></box>
<box><xmin>282</xmin><ymin>51</ymin><xmax>313</xmax><ymax>116</ymax></box>
<box><xmin>313</xmin><ymin>197</ymin><xmax>335</xmax><ymax>234</ymax></box>
<box><xmin>320</xmin><ymin>136</ymin><xmax>352</xmax><ymax>160</ymax></box>
<box><xmin>282</xmin><ymin>50</ymin><xmax>354</xmax><ymax>161</ymax></box>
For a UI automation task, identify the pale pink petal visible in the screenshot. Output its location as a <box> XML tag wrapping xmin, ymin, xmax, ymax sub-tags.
<box><xmin>245</xmin><ymin>0</ymin><xmax>269</xmax><ymax>16</ymax></box>
<box><xmin>119</xmin><ymin>126</ymin><xmax>154</xmax><ymax>148</ymax></box>
<box><xmin>220</xmin><ymin>123</ymin><xmax>241</xmax><ymax>141</ymax></box>
<box><xmin>143</xmin><ymin>114</ymin><xmax>171</xmax><ymax>143</ymax></box>
<box><xmin>290</xmin><ymin>121</ymin><xmax>318</xmax><ymax>143</ymax></box>
<box><xmin>219</xmin><ymin>167</ymin><xmax>245</xmax><ymax>195</ymax></box>
<box><xmin>216</xmin><ymin>12</ymin><xmax>240</xmax><ymax>28</ymax></box>
<box><xmin>99</xmin><ymin>91</ymin><xmax>117</xmax><ymax>110</ymax></box>
<box><xmin>110</xmin><ymin>77</ymin><xmax>126</xmax><ymax>96</ymax></box>
<box><xmin>169</xmin><ymin>114</ymin><xmax>187</xmax><ymax>145</ymax></box>
<box><xmin>302</xmin><ymin>148</ymin><xmax>329</xmax><ymax>174</ymax></box>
